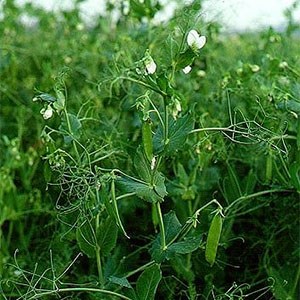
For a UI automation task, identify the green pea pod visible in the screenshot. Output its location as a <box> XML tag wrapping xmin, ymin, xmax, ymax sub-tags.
<box><xmin>142</xmin><ymin>118</ymin><xmax>153</xmax><ymax>162</ymax></box>
<box><xmin>205</xmin><ymin>213</ymin><xmax>223</xmax><ymax>266</ymax></box>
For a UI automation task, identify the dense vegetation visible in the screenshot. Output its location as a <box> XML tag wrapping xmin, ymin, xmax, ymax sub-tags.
<box><xmin>0</xmin><ymin>1</ymin><xmax>299</xmax><ymax>299</ymax></box>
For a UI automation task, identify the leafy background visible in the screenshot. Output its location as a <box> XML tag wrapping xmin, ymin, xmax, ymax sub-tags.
<box><xmin>0</xmin><ymin>0</ymin><xmax>299</xmax><ymax>299</ymax></box>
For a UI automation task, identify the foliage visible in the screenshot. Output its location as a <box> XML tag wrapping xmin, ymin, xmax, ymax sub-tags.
<box><xmin>0</xmin><ymin>0</ymin><xmax>299</xmax><ymax>299</ymax></box>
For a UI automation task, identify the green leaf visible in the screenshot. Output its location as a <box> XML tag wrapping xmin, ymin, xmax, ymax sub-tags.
<box><xmin>35</xmin><ymin>93</ymin><xmax>56</xmax><ymax>103</ymax></box>
<box><xmin>136</xmin><ymin>264</ymin><xmax>162</xmax><ymax>300</ymax></box>
<box><xmin>117</xmin><ymin>173</ymin><xmax>166</xmax><ymax>203</ymax></box>
<box><xmin>109</xmin><ymin>276</ymin><xmax>132</xmax><ymax>289</ymax></box>
<box><xmin>97</xmin><ymin>217</ymin><xmax>118</xmax><ymax>257</ymax></box>
<box><xmin>134</xmin><ymin>147</ymin><xmax>152</xmax><ymax>182</ymax></box>
<box><xmin>297</xmin><ymin>119</ymin><xmax>300</xmax><ymax>149</ymax></box>
<box><xmin>267</xmin><ymin>266</ymin><xmax>298</xmax><ymax>300</ymax></box>
<box><xmin>176</xmin><ymin>48</ymin><xmax>196</xmax><ymax>70</ymax></box>
<box><xmin>177</xmin><ymin>163</ymin><xmax>189</xmax><ymax>186</ymax></box>
<box><xmin>76</xmin><ymin>219</ymin><xmax>96</xmax><ymax>258</ymax></box>
<box><xmin>59</xmin><ymin>113</ymin><xmax>82</xmax><ymax>144</ymax></box>
<box><xmin>170</xmin><ymin>255</ymin><xmax>195</xmax><ymax>282</ymax></box>
<box><xmin>53</xmin><ymin>90</ymin><xmax>65</xmax><ymax>112</ymax></box>
<box><xmin>168</xmin><ymin>236</ymin><xmax>202</xmax><ymax>254</ymax></box>
<box><xmin>289</xmin><ymin>162</ymin><xmax>300</xmax><ymax>192</ymax></box>
<box><xmin>163</xmin><ymin>211</ymin><xmax>182</xmax><ymax>242</ymax></box>
<box><xmin>150</xmin><ymin>211</ymin><xmax>182</xmax><ymax>262</ymax></box>
<box><xmin>117</xmin><ymin>150</ymin><xmax>167</xmax><ymax>203</ymax></box>
<box><xmin>277</xmin><ymin>99</ymin><xmax>300</xmax><ymax>114</ymax></box>
<box><xmin>154</xmin><ymin>113</ymin><xmax>194</xmax><ymax>155</ymax></box>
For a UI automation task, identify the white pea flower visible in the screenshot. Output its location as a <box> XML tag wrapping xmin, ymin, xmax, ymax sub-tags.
<box><xmin>279</xmin><ymin>61</ymin><xmax>288</xmax><ymax>69</ymax></box>
<box><xmin>187</xmin><ymin>29</ymin><xmax>206</xmax><ymax>51</ymax></box>
<box><xmin>40</xmin><ymin>104</ymin><xmax>53</xmax><ymax>120</ymax></box>
<box><xmin>76</xmin><ymin>23</ymin><xmax>84</xmax><ymax>31</ymax></box>
<box><xmin>250</xmin><ymin>64</ymin><xmax>260</xmax><ymax>73</ymax></box>
<box><xmin>123</xmin><ymin>0</ymin><xmax>130</xmax><ymax>15</ymax></box>
<box><xmin>172</xmin><ymin>98</ymin><xmax>182</xmax><ymax>119</ymax></box>
<box><xmin>151</xmin><ymin>156</ymin><xmax>156</xmax><ymax>170</ymax></box>
<box><xmin>145</xmin><ymin>57</ymin><xmax>157</xmax><ymax>74</ymax></box>
<box><xmin>182</xmin><ymin>65</ymin><xmax>192</xmax><ymax>74</ymax></box>
<box><xmin>197</xmin><ymin>70</ymin><xmax>206</xmax><ymax>77</ymax></box>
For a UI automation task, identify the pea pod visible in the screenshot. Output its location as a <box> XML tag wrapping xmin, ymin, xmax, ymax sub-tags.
<box><xmin>142</xmin><ymin>118</ymin><xmax>153</xmax><ymax>162</ymax></box>
<box><xmin>205</xmin><ymin>213</ymin><xmax>223</xmax><ymax>266</ymax></box>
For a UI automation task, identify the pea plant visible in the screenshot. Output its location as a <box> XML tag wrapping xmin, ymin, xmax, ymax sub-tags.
<box><xmin>1</xmin><ymin>1</ymin><xmax>299</xmax><ymax>299</ymax></box>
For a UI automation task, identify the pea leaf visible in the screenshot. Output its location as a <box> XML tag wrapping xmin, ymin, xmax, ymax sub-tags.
<box><xmin>168</xmin><ymin>236</ymin><xmax>202</xmax><ymax>254</ymax></box>
<box><xmin>150</xmin><ymin>211</ymin><xmax>182</xmax><ymax>262</ymax></box>
<box><xmin>133</xmin><ymin>147</ymin><xmax>152</xmax><ymax>182</ymax></box>
<box><xmin>76</xmin><ymin>219</ymin><xmax>96</xmax><ymax>258</ymax></box>
<box><xmin>289</xmin><ymin>162</ymin><xmax>300</xmax><ymax>192</ymax></box>
<box><xmin>59</xmin><ymin>113</ymin><xmax>82</xmax><ymax>144</ymax></box>
<box><xmin>34</xmin><ymin>93</ymin><xmax>56</xmax><ymax>103</ymax></box>
<box><xmin>267</xmin><ymin>266</ymin><xmax>298</xmax><ymax>300</ymax></box>
<box><xmin>109</xmin><ymin>276</ymin><xmax>132</xmax><ymax>289</ymax></box>
<box><xmin>97</xmin><ymin>217</ymin><xmax>118</xmax><ymax>257</ymax></box>
<box><xmin>154</xmin><ymin>113</ymin><xmax>194</xmax><ymax>155</ymax></box>
<box><xmin>117</xmin><ymin>148</ymin><xmax>167</xmax><ymax>203</ymax></box>
<box><xmin>277</xmin><ymin>99</ymin><xmax>300</xmax><ymax>114</ymax></box>
<box><xmin>117</xmin><ymin>172</ymin><xmax>167</xmax><ymax>203</ymax></box>
<box><xmin>136</xmin><ymin>264</ymin><xmax>162</xmax><ymax>300</ymax></box>
<box><xmin>176</xmin><ymin>48</ymin><xmax>196</xmax><ymax>70</ymax></box>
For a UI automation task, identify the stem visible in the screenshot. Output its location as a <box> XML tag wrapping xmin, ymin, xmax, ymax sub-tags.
<box><xmin>188</xmin><ymin>200</ymin><xmax>193</xmax><ymax>216</ymax></box>
<box><xmin>291</xmin><ymin>263</ymin><xmax>300</xmax><ymax>297</ymax></box>
<box><xmin>0</xmin><ymin>229</ymin><xmax>2</xmax><ymax>274</ymax></box>
<box><xmin>155</xmin><ymin>202</ymin><xmax>166</xmax><ymax>250</ymax></box>
<box><xmin>95</xmin><ymin>214</ymin><xmax>104</xmax><ymax>287</ymax></box>
<box><xmin>118</xmin><ymin>76</ymin><xmax>167</xmax><ymax>97</ymax></box>
<box><xmin>168</xmin><ymin>199</ymin><xmax>223</xmax><ymax>246</ymax></box>
<box><xmin>224</xmin><ymin>189</ymin><xmax>291</xmax><ymax>215</ymax></box>
<box><xmin>63</xmin><ymin>108</ymin><xmax>80</xmax><ymax>160</ymax></box>
<box><xmin>27</xmin><ymin>287</ymin><xmax>133</xmax><ymax>300</ymax></box>
<box><xmin>147</xmin><ymin>96</ymin><xmax>165</xmax><ymax>131</ymax></box>
<box><xmin>111</xmin><ymin>176</ymin><xmax>129</xmax><ymax>238</ymax></box>
<box><xmin>125</xmin><ymin>261</ymin><xmax>155</xmax><ymax>278</ymax></box>
<box><xmin>163</xmin><ymin>97</ymin><xmax>169</xmax><ymax>147</ymax></box>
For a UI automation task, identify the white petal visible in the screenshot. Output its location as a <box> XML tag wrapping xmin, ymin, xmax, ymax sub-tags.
<box><xmin>195</xmin><ymin>35</ymin><xmax>206</xmax><ymax>49</ymax></box>
<box><xmin>187</xmin><ymin>29</ymin><xmax>199</xmax><ymax>47</ymax></box>
<box><xmin>42</xmin><ymin>105</ymin><xmax>53</xmax><ymax>119</ymax></box>
<box><xmin>146</xmin><ymin>60</ymin><xmax>157</xmax><ymax>74</ymax></box>
<box><xmin>182</xmin><ymin>65</ymin><xmax>192</xmax><ymax>74</ymax></box>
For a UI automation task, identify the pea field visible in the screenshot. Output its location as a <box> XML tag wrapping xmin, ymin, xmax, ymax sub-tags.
<box><xmin>0</xmin><ymin>1</ymin><xmax>299</xmax><ymax>299</ymax></box>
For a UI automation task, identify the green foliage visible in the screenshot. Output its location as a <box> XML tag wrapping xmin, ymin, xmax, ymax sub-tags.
<box><xmin>0</xmin><ymin>0</ymin><xmax>299</xmax><ymax>299</ymax></box>
<box><xmin>136</xmin><ymin>264</ymin><xmax>162</xmax><ymax>300</ymax></box>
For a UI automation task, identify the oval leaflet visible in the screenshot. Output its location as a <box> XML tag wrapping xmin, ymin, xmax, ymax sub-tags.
<box><xmin>142</xmin><ymin>119</ymin><xmax>153</xmax><ymax>162</ymax></box>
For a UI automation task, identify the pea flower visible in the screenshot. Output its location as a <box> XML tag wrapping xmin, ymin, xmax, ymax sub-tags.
<box><xmin>182</xmin><ymin>65</ymin><xmax>192</xmax><ymax>74</ymax></box>
<box><xmin>187</xmin><ymin>29</ymin><xmax>206</xmax><ymax>51</ymax></box>
<box><xmin>145</xmin><ymin>57</ymin><xmax>157</xmax><ymax>74</ymax></box>
<box><xmin>144</xmin><ymin>50</ymin><xmax>157</xmax><ymax>75</ymax></box>
<box><xmin>40</xmin><ymin>104</ymin><xmax>54</xmax><ymax>120</ymax></box>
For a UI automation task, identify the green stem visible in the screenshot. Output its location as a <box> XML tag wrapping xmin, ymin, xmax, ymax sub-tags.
<box><xmin>224</xmin><ymin>189</ymin><xmax>291</xmax><ymax>215</ymax></box>
<box><xmin>63</xmin><ymin>108</ymin><xmax>80</xmax><ymax>161</ymax></box>
<box><xmin>26</xmin><ymin>287</ymin><xmax>133</xmax><ymax>300</ymax></box>
<box><xmin>291</xmin><ymin>261</ymin><xmax>300</xmax><ymax>297</ymax></box>
<box><xmin>95</xmin><ymin>214</ymin><xmax>104</xmax><ymax>287</ymax></box>
<box><xmin>125</xmin><ymin>261</ymin><xmax>155</xmax><ymax>278</ymax></box>
<box><xmin>155</xmin><ymin>202</ymin><xmax>166</xmax><ymax>250</ymax></box>
<box><xmin>168</xmin><ymin>199</ymin><xmax>223</xmax><ymax>246</ymax></box>
<box><xmin>118</xmin><ymin>76</ymin><xmax>167</xmax><ymax>97</ymax></box>
<box><xmin>163</xmin><ymin>98</ymin><xmax>169</xmax><ymax>146</ymax></box>
<box><xmin>0</xmin><ymin>229</ymin><xmax>2</xmax><ymax>274</ymax></box>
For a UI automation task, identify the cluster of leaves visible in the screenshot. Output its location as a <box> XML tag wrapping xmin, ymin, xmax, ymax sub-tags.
<box><xmin>0</xmin><ymin>0</ymin><xmax>299</xmax><ymax>299</ymax></box>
